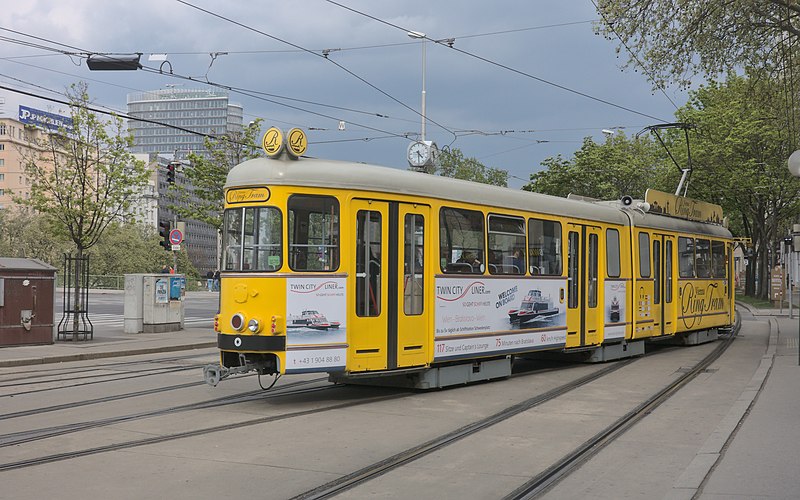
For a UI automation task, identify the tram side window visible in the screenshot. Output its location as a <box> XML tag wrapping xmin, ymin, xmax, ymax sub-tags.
<box><xmin>711</xmin><ymin>240</ymin><xmax>726</xmax><ymax>278</ymax></box>
<box><xmin>695</xmin><ymin>238</ymin><xmax>711</xmax><ymax>278</ymax></box>
<box><xmin>678</xmin><ymin>237</ymin><xmax>695</xmax><ymax>278</ymax></box>
<box><xmin>639</xmin><ymin>232</ymin><xmax>651</xmax><ymax>278</ymax></box>
<box><xmin>606</xmin><ymin>228</ymin><xmax>620</xmax><ymax>278</ymax></box>
<box><xmin>528</xmin><ymin>219</ymin><xmax>562</xmax><ymax>275</ymax></box>
<box><xmin>223</xmin><ymin>209</ymin><xmax>243</xmax><ymax>270</ymax></box>
<box><xmin>439</xmin><ymin>207</ymin><xmax>485</xmax><ymax>274</ymax></box>
<box><xmin>588</xmin><ymin>233</ymin><xmax>598</xmax><ymax>308</ymax></box>
<box><xmin>223</xmin><ymin>207</ymin><xmax>282</xmax><ymax>271</ymax></box>
<box><xmin>288</xmin><ymin>195</ymin><xmax>339</xmax><ymax>272</ymax></box>
<box><xmin>487</xmin><ymin>215</ymin><xmax>526</xmax><ymax>275</ymax></box>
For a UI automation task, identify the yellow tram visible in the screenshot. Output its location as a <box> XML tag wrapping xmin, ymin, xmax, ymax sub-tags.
<box><xmin>203</xmin><ymin>139</ymin><xmax>734</xmax><ymax>389</ymax></box>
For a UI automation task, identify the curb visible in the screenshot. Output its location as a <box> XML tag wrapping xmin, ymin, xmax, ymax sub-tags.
<box><xmin>0</xmin><ymin>341</ymin><xmax>217</xmax><ymax>368</ymax></box>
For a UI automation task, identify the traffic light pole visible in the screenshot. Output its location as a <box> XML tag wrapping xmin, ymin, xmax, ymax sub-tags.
<box><xmin>173</xmin><ymin>214</ymin><xmax>178</xmax><ymax>273</ymax></box>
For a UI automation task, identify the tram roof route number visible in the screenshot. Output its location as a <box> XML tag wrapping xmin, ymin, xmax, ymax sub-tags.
<box><xmin>262</xmin><ymin>127</ymin><xmax>284</xmax><ymax>157</ymax></box>
<box><xmin>287</xmin><ymin>128</ymin><xmax>308</xmax><ymax>158</ymax></box>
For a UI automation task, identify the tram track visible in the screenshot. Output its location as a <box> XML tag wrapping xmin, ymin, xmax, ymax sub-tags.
<box><xmin>0</xmin><ymin>376</ymin><xmax>331</xmax><ymax>448</ymax></box>
<box><xmin>504</xmin><ymin>316</ymin><xmax>742</xmax><ymax>499</ymax></box>
<box><xmin>0</xmin><ymin>363</ymin><xmax>207</xmax><ymax>389</ymax></box>
<box><xmin>0</xmin><ymin>351</ymin><xmax>214</xmax><ymax>382</ymax></box>
<box><xmin>291</xmin><ymin>360</ymin><xmax>634</xmax><ymax>500</ymax></box>
<box><xmin>292</xmin><ymin>322</ymin><xmax>740</xmax><ymax>500</ymax></box>
<box><xmin>0</xmin><ymin>385</ymin><xmax>410</xmax><ymax>472</ymax></box>
<box><xmin>0</xmin><ymin>364</ymin><xmax>205</xmax><ymax>398</ymax></box>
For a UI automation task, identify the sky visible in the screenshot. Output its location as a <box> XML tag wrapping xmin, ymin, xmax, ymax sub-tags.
<box><xmin>0</xmin><ymin>1</ymin><xmax>693</xmax><ymax>188</ymax></box>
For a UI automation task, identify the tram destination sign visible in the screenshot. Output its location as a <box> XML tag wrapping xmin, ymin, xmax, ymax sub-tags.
<box><xmin>644</xmin><ymin>189</ymin><xmax>724</xmax><ymax>225</ymax></box>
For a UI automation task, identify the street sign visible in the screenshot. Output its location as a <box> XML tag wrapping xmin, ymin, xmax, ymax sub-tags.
<box><xmin>168</xmin><ymin>228</ymin><xmax>183</xmax><ymax>245</ymax></box>
<box><xmin>171</xmin><ymin>244</ymin><xmax>181</xmax><ymax>251</ymax></box>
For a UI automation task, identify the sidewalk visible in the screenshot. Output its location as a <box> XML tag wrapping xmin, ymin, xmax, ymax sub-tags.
<box><xmin>0</xmin><ymin>324</ymin><xmax>216</xmax><ymax>368</ymax></box>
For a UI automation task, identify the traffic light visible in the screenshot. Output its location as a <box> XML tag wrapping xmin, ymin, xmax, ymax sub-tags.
<box><xmin>166</xmin><ymin>162</ymin><xmax>177</xmax><ymax>184</ymax></box>
<box><xmin>158</xmin><ymin>221</ymin><xmax>171</xmax><ymax>250</ymax></box>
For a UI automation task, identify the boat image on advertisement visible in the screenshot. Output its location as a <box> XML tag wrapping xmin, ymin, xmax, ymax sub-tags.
<box><xmin>508</xmin><ymin>289</ymin><xmax>559</xmax><ymax>326</ymax></box>
<box><xmin>287</xmin><ymin>310</ymin><xmax>341</xmax><ymax>331</ymax></box>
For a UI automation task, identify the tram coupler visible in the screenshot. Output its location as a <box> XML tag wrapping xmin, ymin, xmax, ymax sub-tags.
<box><xmin>203</xmin><ymin>363</ymin><xmax>257</xmax><ymax>386</ymax></box>
<box><xmin>203</xmin><ymin>353</ymin><xmax>278</xmax><ymax>387</ymax></box>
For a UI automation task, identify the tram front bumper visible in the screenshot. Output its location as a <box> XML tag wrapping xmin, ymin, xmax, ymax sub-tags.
<box><xmin>216</xmin><ymin>333</ymin><xmax>286</xmax><ymax>351</ymax></box>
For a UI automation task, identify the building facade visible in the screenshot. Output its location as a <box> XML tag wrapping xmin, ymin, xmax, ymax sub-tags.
<box><xmin>127</xmin><ymin>88</ymin><xmax>244</xmax><ymax>275</ymax></box>
<box><xmin>0</xmin><ymin>97</ymin><xmax>68</xmax><ymax>210</ymax></box>
<box><xmin>127</xmin><ymin>88</ymin><xmax>243</xmax><ymax>159</ymax></box>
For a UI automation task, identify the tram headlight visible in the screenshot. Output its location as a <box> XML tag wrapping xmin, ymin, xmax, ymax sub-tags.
<box><xmin>230</xmin><ymin>313</ymin><xmax>245</xmax><ymax>331</ymax></box>
<box><xmin>247</xmin><ymin>318</ymin><xmax>262</xmax><ymax>333</ymax></box>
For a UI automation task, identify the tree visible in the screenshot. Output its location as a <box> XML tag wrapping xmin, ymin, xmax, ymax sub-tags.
<box><xmin>0</xmin><ymin>208</ymin><xmax>70</xmax><ymax>265</ymax></box>
<box><xmin>87</xmin><ymin>222</ymin><xmax>174</xmax><ymax>279</ymax></box>
<box><xmin>523</xmin><ymin>133</ymin><xmax>674</xmax><ymax>199</ymax></box>
<box><xmin>175</xmin><ymin>119</ymin><xmax>263</xmax><ymax>231</ymax></box>
<box><xmin>17</xmin><ymin>82</ymin><xmax>150</xmax><ymax>336</ymax></box>
<box><xmin>595</xmin><ymin>0</ymin><xmax>800</xmax><ymax>89</ymax></box>
<box><xmin>436</xmin><ymin>148</ymin><xmax>508</xmax><ymax>187</ymax></box>
<box><xmin>171</xmin><ymin>119</ymin><xmax>263</xmax><ymax>271</ymax></box>
<box><xmin>674</xmin><ymin>73</ymin><xmax>800</xmax><ymax>298</ymax></box>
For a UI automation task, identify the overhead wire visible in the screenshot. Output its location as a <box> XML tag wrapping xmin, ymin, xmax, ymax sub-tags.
<box><xmin>0</xmin><ymin>28</ymin><xmax>413</xmax><ymax>141</ymax></box>
<box><xmin>0</xmin><ymin>19</ymin><xmax>646</xmax><ymax>153</ymax></box>
<box><xmin>173</xmin><ymin>0</ymin><xmax>458</xmax><ymax>143</ymax></box>
<box><xmin>322</xmin><ymin>0</ymin><xmax>668</xmax><ymax>123</ymax></box>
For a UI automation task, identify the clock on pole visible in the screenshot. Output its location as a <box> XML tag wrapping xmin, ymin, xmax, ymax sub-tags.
<box><xmin>407</xmin><ymin>140</ymin><xmax>439</xmax><ymax>170</ymax></box>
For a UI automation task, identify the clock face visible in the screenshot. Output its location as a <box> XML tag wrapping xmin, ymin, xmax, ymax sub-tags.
<box><xmin>407</xmin><ymin>141</ymin><xmax>430</xmax><ymax>166</ymax></box>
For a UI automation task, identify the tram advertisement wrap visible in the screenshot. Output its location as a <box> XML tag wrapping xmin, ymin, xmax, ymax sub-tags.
<box><xmin>285</xmin><ymin>277</ymin><xmax>347</xmax><ymax>372</ymax></box>
<box><xmin>434</xmin><ymin>277</ymin><xmax>567</xmax><ymax>360</ymax></box>
<box><xmin>604</xmin><ymin>280</ymin><xmax>627</xmax><ymax>339</ymax></box>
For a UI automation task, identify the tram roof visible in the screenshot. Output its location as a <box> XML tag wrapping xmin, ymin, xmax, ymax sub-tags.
<box><xmin>226</xmin><ymin>156</ymin><xmax>731</xmax><ymax>238</ymax></box>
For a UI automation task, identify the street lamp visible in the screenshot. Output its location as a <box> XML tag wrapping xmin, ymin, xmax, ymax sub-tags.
<box><xmin>407</xmin><ymin>31</ymin><xmax>426</xmax><ymax>142</ymax></box>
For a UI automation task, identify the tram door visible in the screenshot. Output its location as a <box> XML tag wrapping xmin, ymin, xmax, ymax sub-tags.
<box><xmin>396</xmin><ymin>204</ymin><xmax>430</xmax><ymax>368</ymax></box>
<box><xmin>565</xmin><ymin>224</ymin><xmax>602</xmax><ymax>348</ymax></box>
<box><xmin>653</xmin><ymin>234</ymin><xmax>676</xmax><ymax>336</ymax></box>
<box><xmin>349</xmin><ymin>199</ymin><xmax>430</xmax><ymax>372</ymax></box>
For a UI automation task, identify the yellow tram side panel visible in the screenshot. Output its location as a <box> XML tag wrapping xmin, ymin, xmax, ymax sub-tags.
<box><xmin>675</xmin><ymin>277</ymin><xmax>731</xmax><ymax>334</ymax></box>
